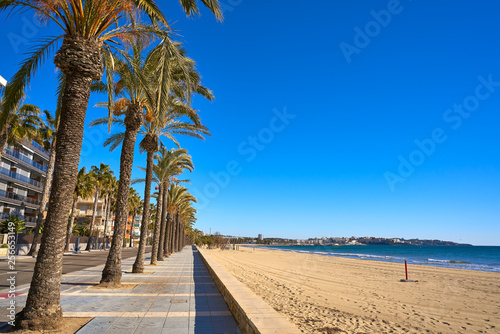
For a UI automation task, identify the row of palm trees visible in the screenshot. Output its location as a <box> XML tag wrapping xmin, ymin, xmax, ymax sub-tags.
<box><xmin>0</xmin><ymin>0</ymin><xmax>222</xmax><ymax>329</ymax></box>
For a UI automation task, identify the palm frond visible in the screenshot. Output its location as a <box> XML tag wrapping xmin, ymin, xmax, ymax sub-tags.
<box><xmin>103</xmin><ymin>131</ymin><xmax>126</xmax><ymax>151</ymax></box>
<box><xmin>89</xmin><ymin>117</ymin><xmax>124</xmax><ymax>128</ymax></box>
<box><xmin>1</xmin><ymin>36</ymin><xmax>62</xmax><ymax>126</ymax></box>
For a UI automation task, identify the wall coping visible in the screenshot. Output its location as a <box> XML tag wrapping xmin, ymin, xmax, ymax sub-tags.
<box><xmin>197</xmin><ymin>247</ymin><xmax>301</xmax><ymax>334</ymax></box>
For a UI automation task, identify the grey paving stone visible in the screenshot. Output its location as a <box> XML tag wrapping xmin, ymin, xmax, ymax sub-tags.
<box><xmin>76</xmin><ymin>317</ymin><xmax>118</xmax><ymax>334</ymax></box>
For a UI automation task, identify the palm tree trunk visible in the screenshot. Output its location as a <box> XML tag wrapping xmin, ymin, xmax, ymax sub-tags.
<box><xmin>123</xmin><ymin>218</ymin><xmax>128</xmax><ymax>247</ymax></box>
<box><xmin>163</xmin><ymin>212</ymin><xmax>170</xmax><ymax>256</ymax></box>
<box><xmin>86</xmin><ymin>189</ymin><xmax>99</xmax><ymax>250</ymax></box>
<box><xmin>172</xmin><ymin>212</ymin><xmax>178</xmax><ymax>253</ymax></box>
<box><xmin>167</xmin><ymin>211</ymin><xmax>175</xmax><ymax>256</ymax></box>
<box><xmin>157</xmin><ymin>181</ymin><xmax>169</xmax><ymax>261</ymax></box>
<box><xmin>64</xmin><ymin>196</ymin><xmax>78</xmax><ymax>252</ymax></box>
<box><xmin>28</xmin><ymin>141</ymin><xmax>56</xmax><ymax>256</ymax></box>
<box><xmin>177</xmin><ymin>212</ymin><xmax>182</xmax><ymax>252</ymax></box>
<box><xmin>129</xmin><ymin>214</ymin><xmax>134</xmax><ymax>248</ymax></box>
<box><xmin>150</xmin><ymin>183</ymin><xmax>163</xmax><ymax>265</ymax></box>
<box><xmin>101</xmin><ymin>194</ymin><xmax>110</xmax><ymax>249</ymax></box>
<box><xmin>17</xmin><ymin>56</ymin><xmax>99</xmax><ymax>329</ymax></box>
<box><xmin>177</xmin><ymin>219</ymin><xmax>182</xmax><ymax>252</ymax></box>
<box><xmin>132</xmin><ymin>151</ymin><xmax>153</xmax><ymax>273</ymax></box>
<box><xmin>100</xmin><ymin>104</ymin><xmax>142</xmax><ymax>286</ymax></box>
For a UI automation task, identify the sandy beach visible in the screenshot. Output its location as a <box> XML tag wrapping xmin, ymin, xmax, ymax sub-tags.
<box><xmin>204</xmin><ymin>246</ymin><xmax>500</xmax><ymax>333</ymax></box>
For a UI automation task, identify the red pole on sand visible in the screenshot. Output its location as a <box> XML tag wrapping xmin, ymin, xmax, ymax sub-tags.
<box><xmin>405</xmin><ymin>260</ymin><xmax>408</xmax><ymax>280</ymax></box>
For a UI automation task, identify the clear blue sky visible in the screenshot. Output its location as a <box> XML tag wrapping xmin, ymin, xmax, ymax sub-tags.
<box><xmin>1</xmin><ymin>1</ymin><xmax>499</xmax><ymax>245</ymax></box>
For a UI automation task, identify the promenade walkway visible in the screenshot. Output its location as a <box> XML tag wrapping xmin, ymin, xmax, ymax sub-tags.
<box><xmin>0</xmin><ymin>246</ymin><xmax>242</xmax><ymax>334</ymax></box>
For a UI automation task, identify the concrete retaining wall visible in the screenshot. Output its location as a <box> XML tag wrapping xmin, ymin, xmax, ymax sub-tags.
<box><xmin>197</xmin><ymin>247</ymin><xmax>301</xmax><ymax>334</ymax></box>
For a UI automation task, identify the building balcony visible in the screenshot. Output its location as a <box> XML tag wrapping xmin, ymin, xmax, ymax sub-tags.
<box><xmin>0</xmin><ymin>167</ymin><xmax>42</xmax><ymax>190</ymax></box>
<box><xmin>0</xmin><ymin>190</ymin><xmax>40</xmax><ymax>209</ymax></box>
<box><xmin>22</xmin><ymin>141</ymin><xmax>49</xmax><ymax>159</ymax></box>
<box><xmin>4</xmin><ymin>148</ymin><xmax>48</xmax><ymax>173</ymax></box>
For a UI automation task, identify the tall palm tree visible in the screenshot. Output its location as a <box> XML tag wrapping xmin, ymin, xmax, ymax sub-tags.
<box><xmin>86</xmin><ymin>163</ymin><xmax>113</xmax><ymax>250</ymax></box>
<box><xmin>130</xmin><ymin>196</ymin><xmax>143</xmax><ymax>248</ymax></box>
<box><xmin>101</xmin><ymin>175</ymin><xmax>118</xmax><ymax>249</ymax></box>
<box><xmin>177</xmin><ymin>203</ymin><xmax>197</xmax><ymax>250</ymax></box>
<box><xmin>28</xmin><ymin>109</ymin><xmax>59</xmax><ymax>256</ymax></box>
<box><xmin>131</xmin><ymin>46</ymin><xmax>211</xmax><ymax>272</ymax></box>
<box><xmin>0</xmin><ymin>1</ymin><xmax>170</xmax><ymax>328</ymax></box>
<box><xmin>96</xmin><ymin>43</ymin><xmax>158</xmax><ymax>285</ymax></box>
<box><xmin>0</xmin><ymin>0</ymin><xmax>222</xmax><ymax>327</ymax></box>
<box><xmin>157</xmin><ymin>148</ymin><xmax>194</xmax><ymax>260</ymax></box>
<box><xmin>93</xmin><ymin>41</ymin><xmax>210</xmax><ymax>281</ymax></box>
<box><xmin>124</xmin><ymin>188</ymin><xmax>141</xmax><ymax>247</ymax></box>
<box><xmin>0</xmin><ymin>102</ymin><xmax>41</xmax><ymax>161</ymax></box>
<box><xmin>133</xmin><ymin>148</ymin><xmax>193</xmax><ymax>263</ymax></box>
<box><xmin>64</xmin><ymin>167</ymin><xmax>93</xmax><ymax>252</ymax></box>
<box><xmin>166</xmin><ymin>184</ymin><xmax>196</xmax><ymax>253</ymax></box>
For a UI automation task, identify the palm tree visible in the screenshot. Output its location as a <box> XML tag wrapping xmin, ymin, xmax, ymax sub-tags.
<box><xmin>133</xmin><ymin>148</ymin><xmax>193</xmax><ymax>264</ymax></box>
<box><xmin>0</xmin><ymin>214</ymin><xmax>25</xmax><ymax>233</ymax></box>
<box><xmin>128</xmin><ymin>188</ymin><xmax>143</xmax><ymax>247</ymax></box>
<box><xmin>64</xmin><ymin>168</ymin><xmax>93</xmax><ymax>252</ymax></box>
<box><xmin>93</xmin><ymin>41</ymin><xmax>210</xmax><ymax>281</ymax></box>
<box><xmin>0</xmin><ymin>1</ymin><xmax>171</xmax><ymax>328</ymax></box>
<box><xmin>177</xmin><ymin>203</ymin><xmax>197</xmax><ymax>250</ymax></box>
<box><xmin>157</xmin><ymin>148</ymin><xmax>194</xmax><ymax>260</ymax></box>
<box><xmin>166</xmin><ymin>184</ymin><xmax>196</xmax><ymax>253</ymax></box>
<box><xmin>124</xmin><ymin>188</ymin><xmax>141</xmax><ymax>247</ymax></box>
<box><xmin>73</xmin><ymin>224</ymin><xmax>89</xmax><ymax>237</ymax></box>
<box><xmin>28</xmin><ymin>109</ymin><xmax>59</xmax><ymax>256</ymax></box>
<box><xmin>0</xmin><ymin>0</ymin><xmax>222</xmax><ymax>327</ymax></box>
<box><xmin>85</xmin><ymin>163</ymin><xmax>113</xmax><ymax>250</ymax></box>
<box><xmin>129</xmin><ymin>46</ymin><xmax>211</xmax><ymax>272</ymax></box>
<box><xmin>101</xmin><ymin>175</ymin><xmax>117</xmax><ymax>249</ymax></box>
<box><xmin>0</xmin><ymin>102</ymin><xmax>41</xmax><ymax>162</ymax></box>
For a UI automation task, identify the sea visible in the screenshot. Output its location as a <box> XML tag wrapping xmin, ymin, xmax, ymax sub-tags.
<box><xmin>259</xmin><ymin>245</ymin><xmax>500</xmax><ymax>273</ymax></box>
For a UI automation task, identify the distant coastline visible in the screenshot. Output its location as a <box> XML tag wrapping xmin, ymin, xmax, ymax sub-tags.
<box><xmin>231</xmin><ymin>235</ymin><xmax>473</xmax><ymax>247</ymax></box>
<box><xmin>257</xmin><ymin>244</ymin><xmax>500</xmax><ymax>273</ymax></box>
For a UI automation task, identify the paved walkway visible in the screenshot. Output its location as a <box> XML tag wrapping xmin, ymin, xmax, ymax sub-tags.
<box><xmin>0</xmin><ymin>246</ymin><xmax>241</xmax><ymax>334</ymax></box>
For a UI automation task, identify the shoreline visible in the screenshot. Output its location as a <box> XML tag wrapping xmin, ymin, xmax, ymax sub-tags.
<box><xmin>206</xmin><ymin>246</ymin><xmax>499</xmax><ymax>333</ymax></box>
<box><xmin>248</xmin><ymin>244</ymin><xmax>500</xmax><ymax>273</ymax></box>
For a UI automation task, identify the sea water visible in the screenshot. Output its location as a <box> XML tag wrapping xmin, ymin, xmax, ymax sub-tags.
<box><xmin>260</xmin><ymin>245</ymin><xmax>500</xmax><ymax>272</ymax></box>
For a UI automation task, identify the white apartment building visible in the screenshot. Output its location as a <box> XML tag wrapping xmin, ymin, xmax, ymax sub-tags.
<box><xmin>0</xmin><ymin>141</ymin><xmax>49</xmax><ymax>227</ymax></box>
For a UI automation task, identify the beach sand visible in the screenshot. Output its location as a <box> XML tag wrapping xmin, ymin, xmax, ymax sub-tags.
<box><xmin>204</xmin><ymin>246</ymin><xmax>499</xmax><ymax>333</ymax></box>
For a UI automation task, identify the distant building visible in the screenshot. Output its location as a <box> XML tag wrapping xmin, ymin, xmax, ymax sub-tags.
<box><xmin>75</xmin><ymin>196</ymin><xmax>108</xmax><ymax>235</ymax></box>
<box><xmin>258</xmin><ymin>234</ymin><xmax>263</xmax><ymax>240</ymax></box>
<box><xmin>0</xmin><ymin>141</ymin><xmax>50</xmax><ymax>227</ymax></box>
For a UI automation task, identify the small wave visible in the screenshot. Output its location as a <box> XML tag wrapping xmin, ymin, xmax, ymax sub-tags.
<box><xmin>427</xmin><ymin>258</ymin><xmax>450</xmax><ymax>263</ymax></box>
<box><xmin>426</xmin><ymin>259</ymin><xmax>470</xmax><ymax>264</ymax></box>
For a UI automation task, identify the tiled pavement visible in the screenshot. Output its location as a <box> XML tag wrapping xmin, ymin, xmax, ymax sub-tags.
<box><xmin>0</xmin><ymin>246</ymin><xmax>242</xmax><ymax>334</ymax></box>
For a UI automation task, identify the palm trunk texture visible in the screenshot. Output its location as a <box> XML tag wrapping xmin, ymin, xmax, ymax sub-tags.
<box><xmin>28</xmin><ymin>142</ymin><xmax>56</xmax><ymax>256</ymax></box>
<box><xmin>100</xmin><ymin>104</ymin><xmax>142</xmax><ymax>286</ymax></box>
<box><xmin>102</xmin><ymin>195</ymin><xmax>110</xmax><ymax>249</ymax></box>
<box><xmin>64</xmin><ymin>196</ymin><xmax>78</xmax><ymax>252</ymax></box>
<box><xmin>167</xmin><ymin>211</ymin><xmax>174</xmax><ymax>256</ymax></box>
<box><xmin>163</xmin><ymin>210</ymin><xmax>172</xmax><ymax>257</ymax></box>
<box><xmin>150</xmin><ymin>183</ymin><xmax>163</xmax><ymax>265</ymax></box>
<box><xmin>132</xmin><ymin>150</ymin><xmax>154</xmax><ymax>273</ymax></box>
<box><xmin>85</xmin><ymin>189</ymin><xmax>99</xmax><ymax>250</ymax></box>
<box><xmin>157</xmin><ymin>181</ymin><xmax>169</xmax><ymax>261</ymax></box>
